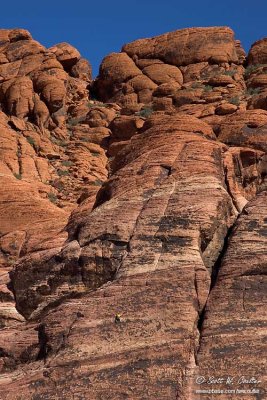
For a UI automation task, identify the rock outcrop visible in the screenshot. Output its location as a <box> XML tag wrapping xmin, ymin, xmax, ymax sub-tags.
<box><xmin>192</xmin><ymin>191</ymin><xmax>267</xmax><ymax>398</ymax></box>
<box><xmin>94</xmin><ymin>26</ymin><xmax>246</xmax><ymax>117</ymax></box>
<box><xmin>0</xmin><ymin>26</ymin><xmax>266</xmax><ymax>399</ymax></box>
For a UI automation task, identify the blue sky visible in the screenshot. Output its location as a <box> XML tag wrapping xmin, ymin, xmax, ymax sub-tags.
<box><xmin>1</xmin><ymin>0</ymin><xmax>267</xmax><ymax>76</ymax></box>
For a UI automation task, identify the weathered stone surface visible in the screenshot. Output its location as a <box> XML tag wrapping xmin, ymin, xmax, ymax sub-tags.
<box><xmin>247</xmin><ymin>73</ymin><xmax>267</xmax><ymax>88</ymax></box>
<box><xmin>2</xmin><ymin>76</ymin><xmax>34</xmax><ymax>118</ymax></box>
<box><xmin>0</xmin><ymin>28</ymin><xmax>31</xmax><ymax>43</ymax></box>
<box><xmin>71</xmin><ymin>58</ymin><xmax>92</xmax><ymax>81</ymax></box>
<box><xmin>49</xmin><ymin>42</ymin><xmax>81</xmax><ymax>70</ymax></box>
<box><xmin>142</xmin><ymin>63</ymin><xmax>183</xmax><ymax>86</ymax></box>
<box><xmin>122</xmin><ymin>27</ymin><xmax>239</xmax><ymax>66</ymax></box>
<box><xmin>247</xmin><ymin>91</ymin><xmax>267</xmax><ymax>111</ymax></box>
<box><xmin>0</xmin><ymin>28</ymin><xmax>109</xmax><ymax>215</ymax></box>
<box><xmin>245</xmin><ymin>63</ymin><xmax>267</xmax><ymax>111</ymax></box>
<box><xmin>218</xmin><ymin>109</ymin><xmax>267</xmax><ymax>152</ymax></box>
<box><xmin>94</xmin><ymin>52</ymin><xmax>143</xmax><ymax>103</ymax></box>
<box><xmin>208</xmin><ymin>74</ymin><xmax>235</xmax><ymax>87</ymax></box>
<box><xmin>190</xmin><ymin>191</ymin><xmax>267</xmax><ymax>398</ymax></box>
<box><xmin>1</xmin><ymin>111</ymin><xmax>266</xmax><ymax>398</ymax></box>
<box><xmin>215</xmin><ymin>102</ymin><xmax>238</xmax><ymax>115</ymax></box>
<box><xmin>109</xmin><ymin>115</ymin><xmax>144</xmax><ymax>141</ymax></box>
<box><xmin>95</xmin><ymin>27</ymin><xmax>246</xmax><ymax>108</ymax></box>
<box><xmin>0</xmin><ymin>26</ymin><xmax>267</xmax><ymax>400</ymax></box>
<box><xmin>248</xmin><ymin>37</ymin><xmax>267</xmax><ymax>64</ymax></box>
<box><xmin>0</xmin><ymin>29</ymin><xmax>109</xmax><ymax>343</ymax></box>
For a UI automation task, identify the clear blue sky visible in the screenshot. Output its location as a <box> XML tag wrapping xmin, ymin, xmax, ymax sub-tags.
<box><xmin>1</xmin><ymin>0</ymin><xmax>267</xmax><ymax>77</ymax></box>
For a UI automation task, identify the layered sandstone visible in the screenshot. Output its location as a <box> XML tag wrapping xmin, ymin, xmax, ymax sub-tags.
<box><xmin>0</xmin><ymin>26</ymin><xmax>266</xmax><ymax>400</ymax></box>
<box><xmin>191</xmin><ymin>191</ymin><xmax>267</xmax><ymax>399</ymax></box>
<box><xmin>0</xmin><ymin>29</ymin><xmax>118</xmax><ymax>327</ymax></box>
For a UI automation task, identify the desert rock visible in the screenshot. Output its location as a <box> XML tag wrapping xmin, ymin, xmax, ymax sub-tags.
<box><xmin>0</xmin><ymin>26</ymin><xmax>266</xmax><ymax>400</ymax></box>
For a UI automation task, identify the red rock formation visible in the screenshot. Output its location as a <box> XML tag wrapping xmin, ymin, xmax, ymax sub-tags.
<box><xmin>122</xmin><ymin>27</ymin><xmax>240</xmax><ymax>65</ymax></box>
<box><xmin>191</xmin><ymin>191</ymin><xmax>267</xmax><ymax>399</ymax></box>
<box><xmin>0</xmin><ymin>26</ymin><xmax>266</xmax><ymax>400</ymax></box>
<box><xmin>94</xmin><ymin>26</ymin><xmax>246</xmax><ymax>115</ymax></box>
<box><xmin>0</xmin><ymin>29</ymin><xmax>112</xmax><ymax>337</ymax></box>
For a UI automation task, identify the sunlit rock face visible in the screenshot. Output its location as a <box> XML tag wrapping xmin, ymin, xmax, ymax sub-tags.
<box><xmin>0</xmin><ymin>27</ymin><xmax>266</xmax><ymax>400</ymax></box>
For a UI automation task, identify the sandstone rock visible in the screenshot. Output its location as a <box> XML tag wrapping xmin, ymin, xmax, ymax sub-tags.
<box><xmin>33</xmin><ymin>93</ymin><xmax>50</xmax><ymax>128</ymax></box>
<box><xmin>5</xmin><ymin>39</ymin><xmax>45</xmax><ymax>62</ymax></box>
<box><xmin>152</xmin><ymin>96</ymin><xmax>174</xmax><ymax>111</ymax></box>
<box><xmin>120</xmin><ymin>103</ymin><xmax>142</xmax><ymax>115</ymax></box>
<box><xmin>108</xmin><ymin>139</ymin><xmax>130</xmax><ymax>157</ymax></box>
<box><xmin>201</xmin><ymin>91</ymin><xmax>223</xmax><ymax>103</ymax></box>
<box><xmin>0</xmin><ymin>25</ymin><xmax>267</xmax><ymax>400</ymax></box>
<box><xmin>215</xmin><ymin>103</ymin><xmax>238</xmax><ymax>115</ymax></box>
<box><xmin>94</xmin><ymin>27</ymin><xmax>244</xmax><ymax>107</ymax></box>
<box><xmin>178</xmin><ymin>103</ymin><xmax>216</xmax><ymax>118</ymax></box>
<box><xmin>3</xmin><ymin>76</ymin><xmax>34</xmax><ymax>118</ymax></box>
<box><xmin>247</xmin><ymin>37</ymin><xmax>267</xmax><ymax>64</ymax></box>
<box><xmin>235</xmin><ymin>39</ymin><xmax>247</xmax><ymax>63</ymax></box>
<box><xmin>71</xmin><ymin>125</ymin><xmax>111</xmax><ymax>148</ymax></box>
<box><xmin>173</xmin><ymin>90</ymin><xmax>200</xmax><ymax>107</ymax></box>
<box><xmin>180</xmin><ymin>62</ymin><xmax>209</xmax><ymax>82</ymax></box>
<box><xmin>222</xmin><ymin>146</ymin><xmax>266</xmax><ymax>211</ymax></box>
<box><xmin>192</xmin><ymin>192</ymin><xmax>267</xmax><ymax>398</ymax></box>
<box><xmin>94</xmin><ymin>52</ymin><xmax>142</xmax><ymax>102</ymax></box>
<box><xmin>142</xmin><ymin>63</ymin><xmax>183</xmax><ymax>86</ymax></box>
<box><xmin>122</xmin><ymin>27</ymin><xmax>240</xmax><ymax>66</ymax></box>
<box><xmin>208</xmin><ymin>74</ymin><xmax>234</xmax><ymax>86</ymax></box>
<box><xmin>247</xmin><ymin>72</ymin><xmax>267</xmax><ymax>88</ymax></box>
<box><xmin>109</xmin><ymin>115</ymin><xmax>144</xmax><ymax>141</ymax></box>
<box><xmin>85</xmin><ymin>105</ymin><xmax>116</xmax><ymax>127</ymax></box>
<box><xmin>2</xmin><ymin>111</ymin><xmax>266</xmax><ymax>398</ymax></box>
<box><xmin>71</xmin><ymin>58</ymin><xmax>92</xmax><ymax>81</ymax></box>
<box><xmin>0</xmin><ymin>29</ymin><xmax>31</xmax><ymax>43</ymax></box>
<box><xmin>49</xmin><ymin>42</ymin><xmax>81</xmax><ymax>70</ymax></box>
<box><xmin>218</xmin><ymin>109</ymin><xmax>267</xmax><ymax>151</ymax></box>
<box><xmin>247</xmin><ymin>91</ymin><xmax>267</xmax><ymax>111</ymax></box>
<box><xmin>153</xmin><ymin>82</ymin><xmax>181</xmax><ymax>97</ymax></box>
<box><xmin>33</xmin><ymin>72</ymin><xmax>67</xmax><ymax>113</ymax></box>
<box><xmin>0</xmin><ymin>28</ymin><xmax>110</xmax><ymax>339</ymax></box>
<box><xmin>0</xmin><ymin>32</ymin><xmax>99</xmax><ymax>288</ymax></box>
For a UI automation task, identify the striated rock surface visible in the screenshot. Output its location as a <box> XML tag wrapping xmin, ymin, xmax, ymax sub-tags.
<box><xmin>192</xmin><ymin>191</ymin><xmax>267</xmax><ymax>399</ymax></box>
<box><xmin>0</xmin><ymin>29</ymin><xmax>113</xmax><ymax>341</ymax></box>
<box><xmin>0</xmin><ymin>26</ymin><xmax>266</xmax><ymax>399</ymax></box>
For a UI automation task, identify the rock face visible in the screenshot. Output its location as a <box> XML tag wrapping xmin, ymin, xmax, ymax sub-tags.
<box><xmin>122</xmin><ymin>27</ymin><xmax>240</xmax><ymax>65</ymax></box>
<box><xmin>0</xmin><ymin>29</ymin><xmax>116</xmax><ymax>335</ymax></box>
<box><xmin>94</xmin><ymin>26</ymin><xmax>246</xmax><ymax>112</ymax></box>
<box><xmin>192</xmin><ymin>191</ymin><xmax>267</xmax><ymax>399</ymax></box>
<box><xmin>0</xmin><ymin>26</ymin><xmax>266</xmax><ymax>399</ymax></box>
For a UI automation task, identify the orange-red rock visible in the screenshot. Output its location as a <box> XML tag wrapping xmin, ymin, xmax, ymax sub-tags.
<box><xmin>218</xmin><ymin>109</ymin><xmax>267</xmax><ymax>152</ymax></box>
<box><xmin>0</xmin><ymin>29</ymin><xmax>109</xmax><ymax>339</ymax></box>
<box><xmin>191</xmin><ymin>191</ymin><xmax>267</xmax><ymax>399</ymax></box>
<box><xmin>122</xmin><ymin>27</ymin><xmax>240</xmax><ymax>66</ymax></box>
<box><xmin>0</xmin><ymin>26</ymin><xmax>267</xmax><ymax>400</ymax></box>
<box><xmin>1</xmin><ymin>112</ymin><xmax>266</xmax><ymax>398</ymax></box>
<box><xmin>247</xmin><ymin>37</ymin><xmax>267</xmax><ymax>64</ymax></box>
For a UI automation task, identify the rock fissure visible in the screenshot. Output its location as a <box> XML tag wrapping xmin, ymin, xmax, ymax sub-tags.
<box><xmin>195</xmin><ymin>218</ymin><xmax>236</xmax><ymax>334</ymax></box>
<box><xmin>194</xmin><ymin>189</ymin><xmax>263</xmax><ymax>363</ymax></box>
<box><xmin>36</xmin><ymin>323</ymin><xmax>51</xmax><ymax>362</ymax></box>
<box><xmin>222</xmin><ymin>163</ymin><xmax>240</xmax><ymax>212</ymax></box>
